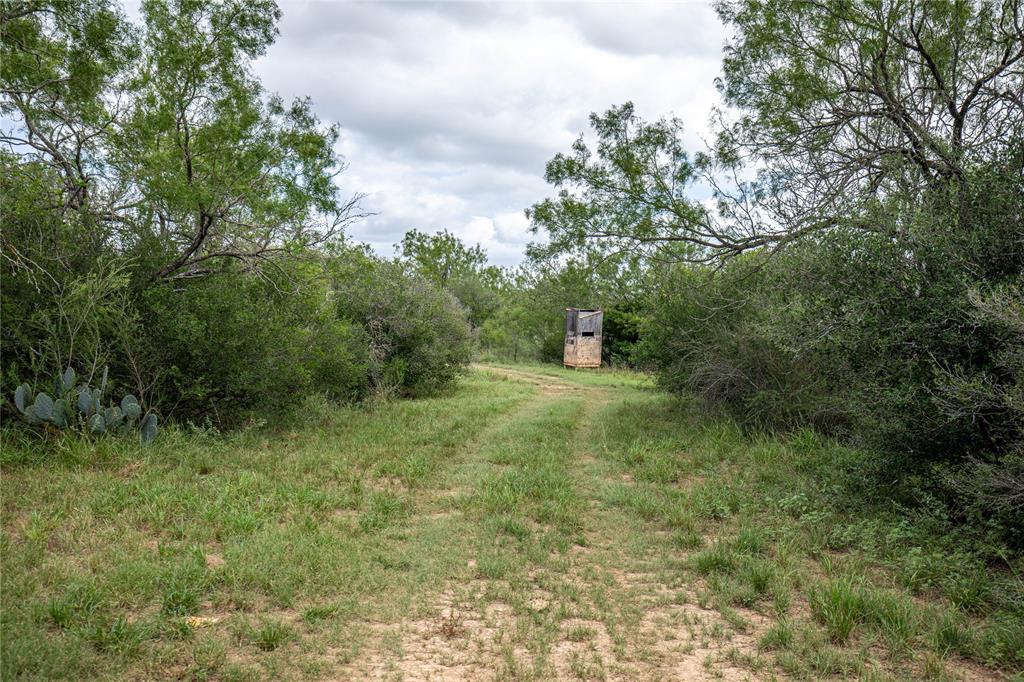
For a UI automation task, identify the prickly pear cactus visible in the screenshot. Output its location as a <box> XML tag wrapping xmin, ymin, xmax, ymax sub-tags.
<box><xmin>140</xmin><ymin>413</ymin><xmax>159</xmax><ymax>444</ymax></box>
<box><xmin>33</xmin><ymin>393</ymin><xmax>54</xmax><ymax>422</ymax></box>
<box><xmin>11</xmin><ymin>367</ymin><xmax>159</xmax><ymax>444</ymax></box>
<box><xmin>120</xmin><ymin>395</ymin><xmax>141</xmax><ymax>420</ymax></box>
<box><xmin>104</xmin><ymin>406</ymin><xmax>124</xmax><ymax>429</ymax></box>
<box><xmin>77</xmin><ymin>388</ymin><xmax>92</xmax><ymax>415</ymax></box>
<box><xmin>14</xmin><ymin>384</ymin><xmax>31</xmax><ymax>414</ymax></box>
<box><xmin>52</xmin><ymin>399</ymin><xmax>71</xmax><ymax>428</ymax></box>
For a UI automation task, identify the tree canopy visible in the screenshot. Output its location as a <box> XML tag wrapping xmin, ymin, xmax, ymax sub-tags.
<box><xmin>528</xmin><ymin>0</ymin><xmax>1024</xmax><ymax>263</ymax></box>
<box><xmin>1</xmin><ymin>0</ymin><xmax>364</xmax><ymax>282</ymax></box>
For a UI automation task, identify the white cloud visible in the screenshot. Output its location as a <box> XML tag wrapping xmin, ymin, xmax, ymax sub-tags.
<box><xmin>254</xmin><ymin>0</ymin><xmax>727</xmax><ymax>266</ymax></box>
<box><xmin>494</xmin><ymin>211</ymin><xmax>532</xmax><ymax>243</ymax></box>
<box><xmin>460</xmin><ymin>216</ymin><xmax>497</xmax><ymax>245</ymax></box>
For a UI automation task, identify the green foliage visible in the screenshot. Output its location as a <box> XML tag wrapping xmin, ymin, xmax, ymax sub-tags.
<box><xmin>3</xmin><ymin>0</ymin><xmax>361</xmax><ymax>282</ymax></box>
<box><xmin>140</xmin><ymin>413</ymin><xmax>158</xmax><ymax>444</ymax></box>
<box><xmin>526</xmin><ymin>1</ymin><xmax>1024</xmax><ymax>547</ymax></box>
<box><xmin>397</xmin><ymin>228</ymin><xmax>505</xmax><ymax>329</ymax></box>
<box><xmin>480</xmin><ymin>252</ymin><xmax>649</xmax><ymax>366</ymax></box>
<box><xmin>330</xmin><ymin>252</ymin><xmax>473</xmax><ymax>399</ymax></box>
<box><xmin>715</xmin><ymin>0</ymin><xmax>1023</xmax><ymax>220</ymax></box>
<box><xmin>809</xmin><ymin>578</ymin><xmax>868</xmax><ymax>644</ymax></box>
<box><xmin>398</xmin><ymin>228</ymin><xmax>489</xmax><ymax>287</ymax></box>
<box><xmin>642</xmin><ymin>183</ymin><xmax>1023</xmax><ymax>540</ymax></box>
<box><xmin>526</xmin><ymin>102</ymin><xmax>707</xmax><ymax>263</ymax></box>
<box><xmin>601</xmin><ymin>301</ymin><xmax>643</xmax><ymax>366</ymax></box>
<box><xmin>2</xmin><ymin>1</ymin><xmax>449</xmax><ymax>436</ymax></box>
<box><xmin>141</xmin><ymin>269</ymin><xmax>313</xmax><ymax>425</ymax></box>
<box><xmin>250</xmin><ymin>619</ymin><xmax>296</xmax><ymax>652</ymax></box>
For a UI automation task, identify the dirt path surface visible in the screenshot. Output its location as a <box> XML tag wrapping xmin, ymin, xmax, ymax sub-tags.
<box><xmin>337</xmin><ymin>365</ymin><xmax>770</xmax><ymax>681</ymax></box>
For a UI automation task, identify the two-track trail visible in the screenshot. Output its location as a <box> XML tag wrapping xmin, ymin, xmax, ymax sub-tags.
<box><xmin>336</xmin><ymin>364</ymin><xmax>763</xmax><ymax>681</ymax></box>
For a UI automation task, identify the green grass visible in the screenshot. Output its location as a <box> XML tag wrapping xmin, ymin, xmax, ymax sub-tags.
<box><xmin>589</xmin><ymin>389</ymin><xmax>1024</xmax><ymax>677</ymax></box>
<box><xmin>249</xmin><ymin>619</ymin><xmax>296</xmax><ymax>652</ymax></box>
<box><xmin>1</xmin><ymin>372</ymin><xmax>535</xmax><ymax>679</ymax></box>
<box><xmin>809</xmin><ymin>576</ymin><xmax>869</xmax><ymax>643</ymax></box>
<box><xmin>2</xmin><ymin>364</ymin><xmax>1021</xmax><ymax>680</ymax></box>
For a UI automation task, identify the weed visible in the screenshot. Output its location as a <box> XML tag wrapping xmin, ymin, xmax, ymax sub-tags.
<box><xmin>759</xmin><ymin>619</ymin><xmax>794</xmax><ymax>650</ymax></box>
<box><xmin>301</xmin><ymin>604</ymin><xmax>340</xmax><ymax>625</ymax></box>
<box><xmin>565</xmin><ymin>624</ymin><xmax>598</xmax><ymax>642</ymax></box>
<box><xmin>491</xmin><ymin>514</ymin><xmax>532</xmax><ymax>541</ymax></box>
<box><xmin>189</xmin><ymin>635</ymin><xmax>227</xmax><ymax>679</ymax></box>
<box><xmin>809</xmin><ymin>576</ymin><xmax>868</xmax><ymax>643</ymax></box>
<box><xmin>976</xmin><ymin>612</ymin><xmax>1024</xmax><ymax>667</ymax></box>
<box><xmin>920</xmin><ymin>652</ymin><xmax>953</xmax><ymax>680</ymax></box>
<box><xmin>734</xmin><ymin>526</ymin><xmax>769</xmax><ymax>556</ymax></box>
<box><xmin>865</xmin><ymin>590</ymin><xmax>918</xmax><ymax>653</ymax></box>
<box><xmin>251</xmin><ymin>619</ymin><xmax>296</xmax><ymax>652</ymax></box>
<box><xmin>46</xmin><ymin>599</ymin><xmax>74</xmax><ymax>630</ymax></box>
<box><xmin>605</xmin><ymin>484</ymin><xmax>664</xmax><ymax>522</ymax></box>
<box><xmin>637</xmin><ymin>452</ymin><xmax>680</xmax><ymax>485</ymax></box>
<box><xmin>438</xmin><ymin>609</ymin><xmax>464</xmax><ymax>640</ymax></box>
<box><xmin>693</xmin><ymin>542</ymin><xmax>738</xmax><ymax>575</ymax></box>
<box><xmin>82</xmin><ymin>616</ymin><xmax>149</xmax><ymax>655</ymax></box>
<box><xmin>475</xmin><ymin>550</ymin><xmax>516</xmax><ymax>579</ymax></box>
<box><xmin>775</xmin><ymin>650</ymin><xmax>804</xmax><ymax>676</ymax></box>
<box><xmin>672</xmin><ymin>529</ymin><xmax>704</xmax><ymax>550</ymax></box>
<box><xmin>567</xmin><ymin>650</ymin><xmax>606</xmax><ymax>680</ymax></box>
<box><xmin>737</xmin><ymin>558</ymin><xmax>775</xmax><ymax>598</ymax></box>
<box><xmin>358</xmin><ymin>491</ymin><xmax>408</xmax><ymax>533</ymax></box>
<box><xmin>720</xmin><ymin>606</ymin><xmax>750</xmax><ymax>632</ymax></box>
<box><xmin>162</xmin><ymin>583</ymin><xmax>202</xmax><ymax>617</ymax></box>
<box><xmin>689</xmin><ymin>481</ymin><xmax>741</xmax><ymax>520</ymax></box>
<box><xmin>930</xmin><ymin>611</ymin><xmax>976</xmax><ymax>658</ymax></box>
<box><xmin>943</xmin><ymin>566</ymin><xmax>993</xmax><ymax>614</ymax></box>
<box><xmin>46</xmin><ymin>583</ymin><xmax>105</xmax><ymax>629</ymax></box>
<box><xmin>806</xmin><ymin>644</ymin><xmax>864</xmax><ymax>677</ymax></box>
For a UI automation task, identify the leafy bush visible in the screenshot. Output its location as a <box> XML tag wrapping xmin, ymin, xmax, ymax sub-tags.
<box><xmin>643</xmin><ymin>183</ymin><xmax>1024</xmax><ymax>543</ymax></box>
<box><xmin>1</xmin><ymin>202</ymin><xmax>469</xmax><ymax>434</ymax></box>
<box><xmin>141</xmin><ymin>270</ymin><xmax>315</xmax><ymax>426</ymax></box>
<box><xmin>330</xmin><ymin>254</ymin><xmax>473</xmax><ymax>398</ymax></box>
<box><xmin>305</xmin><ymin>318</ymin><xmax>370</xmax><ymax>403</ymax></box>
<box><xmin>140</xmin><ymin>263</ymin><xmax>378</xmax><ymax>427</ymax></box>
<box><xmin>2</xmin><ymin>1</ymin><xmax>437</xmax><ymax>439</ymax></box>
<box><xmin>642</xmin><ymin>258</ymin><xmax>849</xmax><ymax>434</ymax></box>
<box><xmin>0</xmin><ymin>157</ymin><xmax>134</xmax><ymax>400</ymax></box>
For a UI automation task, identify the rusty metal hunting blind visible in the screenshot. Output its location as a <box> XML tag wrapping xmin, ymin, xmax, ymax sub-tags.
<box><xmin>563</xmin><ymin>308</ymin><xmax>603</xmax><ymax>368</ymax></box>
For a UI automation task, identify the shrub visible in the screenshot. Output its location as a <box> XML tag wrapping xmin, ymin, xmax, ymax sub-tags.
<box><xmin>330</xmin><ymin>253</ymin><xmax>473</xmax><ymax>398</ymax></box>
<box><xmin>0</xmin><ymin>157</ymin><xmax>123</xmax><ymax>399</ymax></box>
<box><xmin>141</xmin><ymin>270</ymin><xmax>317</xmax><ymax>426</ymax></box>
<box><xmin>135</xmin><ymin>258</ymin><xmax>377</xmax><ymax>427</ymax></box>
<box><xmin>642</xmin><ymin>258</ymin><xmax>850</xmax><ymax>435</ymax></box>
<box><xmin>305</xmin><ymin>318</ymin><xmax>370</xmax><ymax>403</ymax></box>
<box><xmin>643</xmin><ymin>166</ymin><xmax>1024</xmax><ymax>547</ymax></box>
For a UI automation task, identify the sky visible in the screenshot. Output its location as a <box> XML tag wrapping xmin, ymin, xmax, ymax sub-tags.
<box><xmin>254</xmin><ymin>1</ymin><xmax>729</xmax><ymax>267</ymax></box>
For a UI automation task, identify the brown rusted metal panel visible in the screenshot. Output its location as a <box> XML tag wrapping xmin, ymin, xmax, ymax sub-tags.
<box><xmin>563</xmin><ymin>308</ymin><xmax>602</xmax><ymax>368</ymax></box>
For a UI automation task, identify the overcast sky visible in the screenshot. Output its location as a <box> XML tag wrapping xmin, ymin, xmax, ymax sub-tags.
<box><xmin>254</xmin><ymin>1</ymin><xmax>728</xmax><ymax>266</ymax></box>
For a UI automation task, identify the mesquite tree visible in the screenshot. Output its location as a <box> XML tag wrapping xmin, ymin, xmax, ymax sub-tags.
<box><xmin>1</xmin><ymin>0</ymin><xmax>363</xmax><ymax>282</ymax></box>
<box><xmin>529</xmin><ymin>0</ymin><xmax>1024</xmax><ymax>263</ymax></box>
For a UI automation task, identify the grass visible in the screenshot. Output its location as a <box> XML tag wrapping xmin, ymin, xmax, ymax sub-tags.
<box><xmin>249</xmin><ymin>619</ymin><xmax>296</xmax><ymax>652</ymax></box>
<box><xmin>2</xmin><ymin>363</ymin><xmax>1021</xmax><ymax>680</ymax></box>
<box><xmin>809</xmin><ymin>576</ymin><xmax>868</xmax><ymax>643</ymax></box>
<box><xmin>588</xmin><ymin>389</ymin><xmax>1024</xmax><ymax>678</ymax></box>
